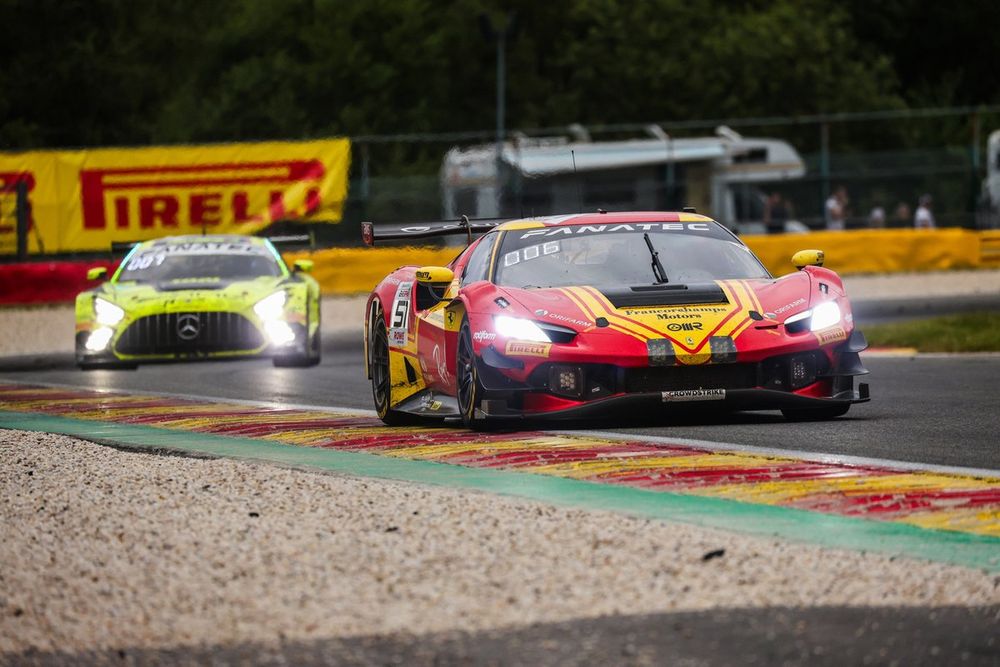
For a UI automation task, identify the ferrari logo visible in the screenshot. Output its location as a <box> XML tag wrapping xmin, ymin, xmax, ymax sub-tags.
<box><xmin>177</xmin><ymin>313</ymin><xmax>200</xmax><ymax>340</ymax></box>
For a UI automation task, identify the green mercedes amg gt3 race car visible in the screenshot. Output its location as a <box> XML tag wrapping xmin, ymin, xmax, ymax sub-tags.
<box><xmin>75</xmin><ymin>234</ymin><xmax>321</xmax><ymax>369</ymax></box>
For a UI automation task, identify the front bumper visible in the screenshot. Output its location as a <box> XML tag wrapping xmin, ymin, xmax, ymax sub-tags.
<box><xmin>75</xmin><ymin>319</ymin><xmax>309</xmax><ymax>365</ymax></box>
<box><xmin>475</xmin><ymin>384</ymin><xmax>869</xmax><ymax>421</ymax></box>
<box><xmin>472</xmin><ymin>329</ymin><xmax>870</xmax><ymax>420</ymax></box>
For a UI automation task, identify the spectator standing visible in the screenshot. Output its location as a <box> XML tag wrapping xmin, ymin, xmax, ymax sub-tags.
<box><xmin>763</xmin><ymin>192</ymin><xmax>790</xmax><ymax>234</ymax></box>
<box><xmin>824</xmin><ymin>185</ymin><xmax>848</xmax><ymax>231</ymax></box>
<box><xmin>914</xmin><ymin>194</ymin><xmax>936</xmax><ymax>229</ymax></box>
<box><xmin>893</xmin><ymin>202</ymin><xmax>911</xmax><ymax>227</ymax></box>
<box><xmin>868</xmin><ymin>206</ymin><xmax>886</xmax><ymax>228</ymax></box>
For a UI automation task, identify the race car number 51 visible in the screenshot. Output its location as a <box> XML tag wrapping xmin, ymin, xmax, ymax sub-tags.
<box><xmin>661</xmin><ymin>389</ymin><xmax>726</xmax><ymax>402</ymax></box>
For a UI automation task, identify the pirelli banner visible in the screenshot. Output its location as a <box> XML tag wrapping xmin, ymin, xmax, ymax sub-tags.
<box><xmin>0</xmin><ymin>138</ymin><xmax>350</xmax><ymax>254</ymax></box>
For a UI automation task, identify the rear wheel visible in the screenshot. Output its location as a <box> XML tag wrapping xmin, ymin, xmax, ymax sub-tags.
<box><xmin>781</xmin><ymin>404</ymin><xmax>850</xmax><ymax>421</ymax></box>
<box><xmin>456</xmin><ymin>318</ymin><xmax>487</xmax><ymax>430</ymax></box>
<box><xmin>369</xmin><ymin>302</ymin><xmax>413</xmax><ymax>426</ymax></box>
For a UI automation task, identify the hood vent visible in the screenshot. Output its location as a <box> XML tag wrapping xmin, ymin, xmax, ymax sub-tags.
<box><xmin>156</xmin><ymin>281</ymin><xmax>228</xmax><ymax>292</ymax></box>
<box><xmin>599</xmin><ymin>283</ymin><xmax>728</xmax><ymax>308</ymax></box>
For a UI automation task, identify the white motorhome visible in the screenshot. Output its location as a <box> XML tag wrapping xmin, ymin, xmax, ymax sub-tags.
<box><xmin>441</xmin><ymin>125</ymin><xmax>806</xmax><ymax>231</ymax></box>
<box><xmin>978</xmin><ymin>129</ymin><xmax>1000</xmax><ymax>228</ymax></box>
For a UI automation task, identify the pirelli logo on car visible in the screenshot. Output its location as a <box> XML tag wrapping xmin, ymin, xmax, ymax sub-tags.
<box><xmin>816</xmin><ymin>327</ymin><xmax>848</xmax><ymax>345</ymax></box>
<box><xmin>661</xmin><ymin>388</ymin><xmax>726</xmax><ymax>402</ymax></box>
<box><xmin>505</xmin><ymin>341</ymin><xmax>551</xmax><ymax>358</ymax></box>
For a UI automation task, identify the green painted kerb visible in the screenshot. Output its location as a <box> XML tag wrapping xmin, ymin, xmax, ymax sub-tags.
<box><xmin>3</xmin><ymin>409</ymin><xmax>999</xmax><ymax>572</ymax></box>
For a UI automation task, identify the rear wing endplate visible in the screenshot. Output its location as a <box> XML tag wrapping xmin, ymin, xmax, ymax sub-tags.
<box><xmin>362</xmin><ymin>215</ymin><xmax>507</xmax><ymax>247</ymax></box>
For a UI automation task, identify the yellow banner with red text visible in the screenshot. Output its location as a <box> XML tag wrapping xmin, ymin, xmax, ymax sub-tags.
<box><xmin>0</xmin><ymin>139</ymin><xmax>350</xmax><ymax>254</ymax></box>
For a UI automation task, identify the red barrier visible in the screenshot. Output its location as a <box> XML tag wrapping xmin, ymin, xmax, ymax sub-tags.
<box><xmin>0</xmin><ymin>260</ymin><xmax>118</xmax><ymax>305</ymax></box>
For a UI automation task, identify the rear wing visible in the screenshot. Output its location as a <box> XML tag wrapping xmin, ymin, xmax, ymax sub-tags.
<box><xmin>264</xmin><ymin>232</ymin><xmax>316</xmax><ymax>250</ymax></box>
<box><xmin>361</xmin><ymin>215</ymin><xmax>507</xmax><ymax>247</ymax></box>
<box><xmin>108</xmin><ymin>232</ymin><xmax>316</xmax><ymax>255</ymax></box>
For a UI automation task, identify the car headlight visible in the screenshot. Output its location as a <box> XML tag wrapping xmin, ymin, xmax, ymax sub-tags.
<box><xmin>494</xmin><ymin>315</ymin><xmax>550</xmax><ymax>342</ymax></box>
<box><xmin>808</xmin><ymin>301</ymin><xmax>841</xmax><ymax>331</ymax></box>
<box><xmin>783</xmin><ymin>300</ymin><xmax>841</xmax><ymax>333</ymax></box>
<box><xmin>85</xmin><ymin>327</ymin><xmax>114</xmax><ymax>351</ymax></box>
<box><xmin>264</xmin><ymin>320</ymin><xmax>296</xmax><ymax>345</ymax></box>
<box><xmin>94</xmin><ymin>297</ymin><xmax>125</xmax><ymax>326</ymax></box>
<box><xmin>254</xmin><ymin>291</ymin><xmax>287</xmax><ymax>321</ymax></box>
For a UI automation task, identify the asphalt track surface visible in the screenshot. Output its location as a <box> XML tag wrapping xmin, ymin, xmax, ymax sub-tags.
<box><xmin>2</xmin><ymin>333</ymin><xmax>998</xmax><ymax>471</ymax></box>
<box><xmin>10</xmin><ymin>606</ymin><xmax>999</xmax><ymax>666</ymax></box>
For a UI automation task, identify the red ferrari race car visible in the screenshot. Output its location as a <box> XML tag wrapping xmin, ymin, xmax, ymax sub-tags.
<box><xmin>362</xmin><ymin>211</ymin><xmax>869</xmax><ymax>428</ymax></box>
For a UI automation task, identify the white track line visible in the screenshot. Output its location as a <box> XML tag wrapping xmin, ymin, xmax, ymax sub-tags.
<box><xmin>4</xmin><ymin>377</ymin><xmax>998</xmax><ymax>479</ymax></box>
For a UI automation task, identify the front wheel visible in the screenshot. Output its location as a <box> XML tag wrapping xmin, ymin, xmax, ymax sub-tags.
<box><xmin>781</xmin><ymin>404</ymin><xmax>850</xmax><ymax>421</ymax></box>
<box><xmin>456</xmin><ymin>319</ymin><xmax>488</xmax><ymax>430</ymax></box>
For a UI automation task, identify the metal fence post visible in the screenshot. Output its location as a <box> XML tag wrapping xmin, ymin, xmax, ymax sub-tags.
<box><xmin>16</xmin><ymin>180</ymin><xmax>29</xmax><ymax>260</ymax></box>
<box><xmin>819</xmin><ymin>122</ymin><xmax>830</xmax><ymax>219</ymax></box>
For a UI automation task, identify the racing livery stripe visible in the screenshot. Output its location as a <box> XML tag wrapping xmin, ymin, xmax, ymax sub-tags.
<box><xmin>2</xmin><ymin>383</ymin><xmax>999</xmax><ymax>546</ymax></box>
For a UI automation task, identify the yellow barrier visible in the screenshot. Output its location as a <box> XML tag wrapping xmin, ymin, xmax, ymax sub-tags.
<box><xmin>286</xmin><ymin>229</ymin><xmax>994</xmax><ymax>296</ymax></box>
<box><xmin>743</xmin><ymin>228</ymin><xmax>982</xmax><ymax>276</ymax></box>
<box><xmin>283</xmin><ymin>246</ymin><xmax>462</xmax><ymax>295</ymax></box>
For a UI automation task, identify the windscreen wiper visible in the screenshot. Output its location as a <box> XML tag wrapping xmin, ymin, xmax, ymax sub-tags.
<box><xmin>643</xmin><ymin>233</ymin><xmax>669</xmax><ymax>284</ymax></box>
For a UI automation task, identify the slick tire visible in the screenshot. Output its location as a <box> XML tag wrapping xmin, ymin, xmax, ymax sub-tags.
<box><xmin>272</xmin><ymin>330</ymin><xmax>321</xmax><ymax>368</ymax></box>
<box><xmin>781</xmin><ymin>404</ymin><xmax>850</xmax><ymax>421</ymax></box>
<box><xmin>369</xmin><ymin>303</ymin><xmax>418</xmax><ymax>426</ymax></box>
<box><xmin>456</xmin><ymin>318</ymin><xmax>489</xmax><ymax>431</ymax></box>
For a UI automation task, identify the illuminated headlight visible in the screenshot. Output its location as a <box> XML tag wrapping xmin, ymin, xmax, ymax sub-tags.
<box><xmin>809</xmin><ymin>301</ymin><xmax>841</xmax><ymax>331</ymax></box>
<box><xmin>94</xmin><ymin>297</ymin><xmax>125</xmax><ymax>326</ymax></box>
<box><xmin>85</xmin><ymin>327</ymin><xmax>114</xmax><ymax>351</ymax></box>
<box><xmin>254</xmin><ymin>291</ymin><xmax>287</xmax><ymax>321</ymax></box>
<box><xmin>264</xmin><ymin>320</ymin><xmax>296</xmax><ymax>345</ymax></box>
<box><xmin>494</xmin><ymin>315</ymin><xmax>550</xmax><ymax>342</ymax></box>
<box><xmin>783</xmin><ymin>301</ymin><xmax>841</xmax><ymax>333</ymax></box>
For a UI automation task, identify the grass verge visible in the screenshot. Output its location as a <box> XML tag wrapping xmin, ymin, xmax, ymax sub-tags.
<box><xmin>864</xmin><ymin>311</ymin><xmax>1000</xmax><ymax>352</ymax></box>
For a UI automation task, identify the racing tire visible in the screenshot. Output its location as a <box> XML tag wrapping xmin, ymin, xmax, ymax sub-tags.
<box><xmin>369</xmin><ymin>302</ymin><xmax>417</xmax><ymax>426</ymax></box>
<box><xmin>456</xmin><ymin>318</ymin><xmax>489</xmax><ymax>430</ymax></box>
<box><xmin>781</xmin><ymin>404</ymin><xmax>850</xmax><ymax>421</ymax></box>
<box><xmin>272</xmin><ymin>329</ymin><xmax>321</xmax><ymax>368</ymax></box>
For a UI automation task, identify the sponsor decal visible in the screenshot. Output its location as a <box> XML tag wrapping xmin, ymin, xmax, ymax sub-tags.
<box><xmin>473</xmin><ymin>330</ymin><xmax>496</xmax><ymax>343</ymax></box>
<box><xmin>535</xmin><ymin>309</ymin><xmax>549</xmax><ymax>316</ymax></box>
<box><xmin>505</xmin><ymin>341</ymin><xmax>551</xmax><ymax>358</ymax></box>
<box><xmin>661</xmin><ymin>388</ymin><xmax>726</xmax><ymax>402</ymax></box>
<box><xmin>383</xmin><ymin>275</ymin><xmax>401</xmax><ymax>286</ymax></box>
<box><xmin>626</xmin><ymin>305</ymin><xmax>729</xmax><ymax>318</ymax></box>
<box><xmin>432</xmin><ymin>344</ymin><xmax>449</xmax><ymax>382</ymax></box>
<box><xmin>816</xmin><ymin>327</ymin><xmax>848</xmax><ymax>345</ymax></box>
<box><xmin>772</xmin><ymin>298</ymin><xmax>807</xmax><ymax>315</ymax></box>
<box><xmin>494</xmin><ymin>297</ymin><xmax>510</xmax><ymax>308</ymax></box>
<box><xmin>666</xmin><ymin>322</ymin><xmax>703</xmax><ymax>332</ymax></box>
<box><xmin>388</xmin><ymin>327</ymin><xmax>407</xmax><ymax>347</ymax></box>
<box><xmin>519</xmin><ymin>222</ymin><xmax>712</xmax><ymax>238</ymax></box>
<box><xmin>415</xmin><ymin>270</ymin><xmax>432</xmax><ymax>281</ymax></box>
<box><xmin>546</xmin><ymin>312</ymin><xmax>592</xmax><ymax>328</ymax></box>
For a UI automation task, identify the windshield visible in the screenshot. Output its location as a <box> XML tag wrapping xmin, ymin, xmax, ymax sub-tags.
<box><xmin>493</xmin><ymin>223</ymin><xmax>769</xmax><ymax>288</ymax></box>
<box><xmin>116</xmin><ymin>241</ymin><xmax>283</xmax><ymax>283</ymax></box>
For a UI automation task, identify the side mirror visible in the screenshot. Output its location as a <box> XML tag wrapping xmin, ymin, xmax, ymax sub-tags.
<box><xmin>87</xmin><ymin>267</ymin><xmax>108</xmax><ymax>281</ymax></box>
<box><xmin>293</xmin><ymin>259</ymin><xmax>314</xmax><ymax>273</ymax></box>
<box><xmin>791</xmin><ymin>249</ymin><xmax>824</xmax><ymax>270</ymax></box>
<box><xmin>415</xmin><ymin>266</ymin><xmax>454</xmax><ymax>285</ymax></box>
